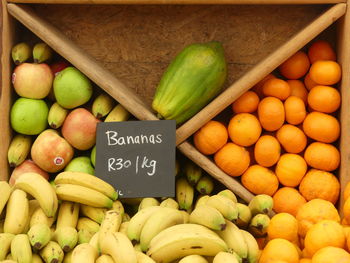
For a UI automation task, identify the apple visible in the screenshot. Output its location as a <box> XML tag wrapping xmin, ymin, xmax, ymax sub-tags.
<box><xmin>50</xmin><ymin>60</ymin><xmax>70</xmax><ymax>76</ymax></box>
<box><xmin>12</xmin><ymin>63</ymin><xmax>53</xmax><ymax>99</ymax></box>
<box><xmin>9</xmin><ymin>159</ymin><xmax>49</xmax><ymax>186</ymax></box>
<box><xmin>64</xmin><ymin>156</ymin><xmax>95</xmax><ymax>175</ymax></box>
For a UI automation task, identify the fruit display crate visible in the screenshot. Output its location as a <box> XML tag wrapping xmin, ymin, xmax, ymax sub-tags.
<box><xmin>0</xmin><ymin>0</ymin><xmax>350</xmax><ymax>210</ymax></box>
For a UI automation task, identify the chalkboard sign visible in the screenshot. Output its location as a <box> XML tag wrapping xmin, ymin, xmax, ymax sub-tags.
<box><xmin>95</xmin><ymin>120</ymin><xmax>176</xmax><ymax>198</ymax></box>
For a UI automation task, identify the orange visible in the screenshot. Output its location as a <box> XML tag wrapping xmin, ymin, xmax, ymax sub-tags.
<box><xmin>232</xmin><ymin>91</ymin><xmax>260</xmax><ymax>113</ymax></box>
<box><xmin>304</xmin><ymin>73</ymin><xmax>318</xmax><ymax>91</ymax></box>
<box><xmin>214</xmin><ymin>142</ymin><xmax>250</xmax><ymax>177</ymax></box>
<box><xmin>287</xmin><ymin>79</ymin><xmax>308</xmax><ymax>104</ymax></box>
<box><xmin>252</xmin><ymin>73</ymin><xmax>276</xmax><ymax>98</ymax></box>
<box><xmin>304</xmin><ymin>220</ymin><xmax>346</xmax><ymax>256</ymax></box>
<box><xmin>241</xmin><ymin>164</ymin><xmax>279</xmax><ymax>196</ymax></box>
<box><xmin>228</xmin><ymin>113</ymin><xmax>262</xmax><ymax>147</ymax></box>
<box><xmin>284</xmin><ymin>96</ymin><xmax>307</xmax><ymax>125</ymax></box>
<box><xmin>193</xmin><ymin>120</ymin><xmax>228</xmax><ymax>155</ymax></box>
<box><xmin>302</xmin><ymin>112</ymin><xmax>340</xmax><ymax>143</ymax></box>
<box><xmin>279</xmin><ymin>51</ymin><xmax>310</xmax><ymax>80</ymax></box>
<box><xmin>262</xmin><ymin>78</ymin><xmax>291</xmax><ymax>100</ymax></box>
<box><xmin>344</xmin><ymin>182</ymin><xmax>350</xmax><ymax>201</ymax></box>
<box><xmin>254</xmin><ymin>135</ymin><xmax>281</xmax><ymax>167</ymax></box>
<box><xmin>275</xmin><ymin>153</ymin><xmax>307</xmax><ymax>187</ymax></box>
<box><xmin>343</xmin><ymin>197</ymin><xmax>350</xmax><ymax>225</ymax></box>
<box><xmin>299</xmin><ymin>259</ymin><xmax>311</xmax><ymax>263</ymax></box>
<box><xmin>299</xmin><ymin>169</ymin><xmax>340</xmax><ymax>204</ymax></box>
<box><xmin>296</xmin><ymin>199</ymin><xmax>340</xmax><ymax>237</ymax></box>
<box><xmin>267</xmin><ymin>213</ymin><xmax>299</xmax><ymax>242</ymax></box>
<box><xmin>259</xmin><ymin>238</ymin><xmax>300</xmax><ymax>263</ymax></box>
<box><xmin>258</xmin><ymin>97</ymin><xmax>285</xmax><ymax>131</ymax></box>
<box><xmin>304</xmin><ymin>142</ymin><xmax>340</xmax><ymax>172</ymax></box>
<box><xmin>276</xmin><ymin>124</ymin><xmax>307</xmax><ymax>154</ymax></box>
<box><xmin>307</xmin><ymin>85</ymin><xmax>341</xmax><ymax>113</ymax></box>
<box><xmin>309</xmin><ymin>60</ymin><xmax>341</xmax><ymax>85</ymax></box>
<box><xmin>308</xmin><ymin>40</ymin><xmax>336</xmax><ymax>64</ymax></box>
<box><xmin>273</xmin><ymin>187</ymin><xmax>307</xmax><ymax>217</ymax></box>
<box><xmin>311</xmin><ymin>246</ymin><xmax>350</xmax><ymax>263</ymax></box>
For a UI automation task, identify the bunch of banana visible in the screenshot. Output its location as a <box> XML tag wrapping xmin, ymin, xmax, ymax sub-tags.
<box><xmin>7</xmin><ymin>134</ymin><xmax>32</xmax><ymax>167</ymax></box>
<box><xmin>176</xmin><ymin>177</ymin><xmax>194</xmax><ymax>211</ymax></box>
<box><xmin>92</xmin><ymin>93</ymin><xmax>115</xmax><ymax>119</ymax></box>
<box><xmin>48</xmin><ymin>102</ymin><xmax>69</xmax><ymax>129</ymax></box>
<box><xmin>104</xmin><ymin>104</ymin><xmax>131</xmax><ymax>122</ymax></box>
<box><xmin>54</xmin><ymin>171</ymin><xmax>118</xmax><ymax>208</ymax></box>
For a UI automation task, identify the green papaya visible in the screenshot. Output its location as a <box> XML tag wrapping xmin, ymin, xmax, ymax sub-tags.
<box><xmin>152</xmin><ymin>41</ymin><xmax>227</xmax><ymax>125</ymax></box>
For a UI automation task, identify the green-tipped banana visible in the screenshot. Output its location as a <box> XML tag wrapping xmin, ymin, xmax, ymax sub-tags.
<box><xmin>248</xmin><ymin>214</ymin><xmax>270</xmax><ymax>238</ymax></box>
<box><xmin>235</xmin><ymin>203</ymin><xmax>252</xmax><ymax>228</ymax></box>
<box><xmin>30</xmin><ymin>206</ymin><xmax>56</xmax><ymax>228</ymax></box>
<box><xmin>11</xmin><ymin>234</ymin><xmax>32</xmax><ymax>263</ymax></box>
<box><xmin>96</xmin><ymin>254</ymin><xmax>115</xmax><ymax>263</ymax></box>
<box><xmin>77</xmin><ymin>228</ymin><xmax>95</xmax><ymax>244</ymax></box>
<box><xmin>248</xmin><ymin>194</ymin><xmax>273</xmax><ymax>216</ymax></box>
<box><xmin>77</xmin><ymin>217</ymin><xmax>100</xmax><ymax>233</ymax></box>
<box><xmin>189</xmin><ymin>204</ymin><xmax>226</xmax><ymax>231</ymax></box>
<box><xmin>184</xmin><ymin>160</ymin><xmax>202</xmax><ymax>186</ymax></box>
<box><xmin>99</xmin><ymin>210</ymin><xmax>123</xmax><ymax>245</ymax></box>
<box><xmin>7</xmin><ymin>134</ymin><xmax>32</xmax><ymax>167</ymax></box>
<box><xmin>28</xmin><ymin>223</ymin><xmax>52</xmax><ymax>250</ymax></box>
<box><xmin>217</xmin><ymin>189</ymin><xmax>238</xmax><ymax>203</ymax></box>
<box><xmin>0</xmin><ymin>182</ymin><xmax>11</xmax><ymax>215</ymax></box>
<box><xmin>240</xmin><ymin>230</ymin><xmax>260</xmax><ymax>263</ymax></box>
<box><xmin>179</xmin><ymin>255</ymin><xmax>208</xmax><ymax>263</ymax></box>
<box><xmin>206</xmin><ymin>195</ymin><xmax>239</xmax><ymax>221</ymax></box>
<box><xmin>138</xmin><ymin>198</ymin><xmax>160</xmax><ymax>211</ymax></box>
<box><xmin>54</xmin><ymin>226</ymin><xmax>78</xmax><ymax>252</ymax></box>
<box><xmin>92</xmin><ymin>93</ymin><xmax>115</xmax><ymax>119</ymax></box>
<box><xmin>160</xmin><ymin>198</ymin><xmax>179</xmax><ymax>209</ymax></box>
<box><xmin>105</xmin><ymin>104</ymin><xmax>130</xmax><ymax>122</ymax></box>
<box><xmin>176</xmin><ymin>177</ymin><xmax>194</xmax><ymax>211</ymax></box>
<box><xmin>88</xmin><ymin>231</ymin><xmax>101</xmax><ymax>256</ymax></box>
<box><xmin>4</xmin><ymin>189</ymin><xmax>29</xmax><ymax>234</ymax></box>
<box><xmin>12</xmin><ymin>42</ymin><xmax>31</xmax><ymax>65</ymax></box>
<box><xmin>80</xmin><ymin>205</ymin><xmax>106</xmax><ymax>224</ymax></box>
<box><xmin>48</xmin><ymin>102</ymin><xmax>69</xmax><ymax>129</ymax></box>
<box><xmin>135</xmin><ymin>251</ymin><xmax>156</xmax><ymax>263</ymax></box>
<box><xmin>196</xmin><ymin>175</ymin><xmax>214</xmax><ymax>195</ymax></box>
<box><xmin>33</xmin><ymin>42</ymin><xmax>52</xmax><ymax>63</ymax></box>
<box><xmin>213</xmin><ymin>252</ymin><xmax>239</xmax><ymax>263</ymax></box>
<box><xmin>0</xmin><ymin>233</ymin><xmax>15</xmax><ymax>260</ymax></box>
<box><xmin>195</xmin><ymin>195</ymin><xmax>210</xmax><ymax>208</ymax></box>
<box><xmin>56</xmin><ymin>201</ymin><xmax>80</xmax><ymax>229</ymax></box>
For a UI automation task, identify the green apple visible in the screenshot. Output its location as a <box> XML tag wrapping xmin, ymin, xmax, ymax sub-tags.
<box><xmin>10</xmin><ymin>98</ymin><xmax>49</xmax><ymax>135</ymax></box>
<box><xmin>64</xmin><ymin>156</ymin><xmax>94</xmax><ymax>175</ymax></box>
<box><xmin>53</xmin><ymin>67</ymin><xmax>92</xmax><ymax>109</ymax></box>
<box><xmin>90</xmin><ymin>145</ymin><xmax>96</xmax><ymax>167</ymax></box>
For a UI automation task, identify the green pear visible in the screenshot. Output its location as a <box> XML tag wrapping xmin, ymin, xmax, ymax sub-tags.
<box><xmin>64</xmin><ymin>156</ymin><xmax>94</xmax><ymax>175</ymax></box>
<box><xmin>53</xmin><ymin>67</ymin><xmax>92</xmax><ymax>109</ymax></box>
<box><xmin>90</xmin><ymin>146</ymin><xmax>96</xmax><ymax>167</ymax></box>
<box><xmin>10</xmin><ymin>98</ymin><xmax>48</xmax><ymax>135</ymax></box>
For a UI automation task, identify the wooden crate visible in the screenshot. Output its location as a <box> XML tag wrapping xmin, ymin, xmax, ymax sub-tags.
<box><xmin>1</xmin><ymin>0</ymin><xmax>349</xmax><ymax>209</ymax></box>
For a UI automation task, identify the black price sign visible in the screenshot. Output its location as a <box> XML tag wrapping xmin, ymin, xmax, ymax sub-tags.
<box><xmin>95</xmin><ymin>120</ymin><xmax>176</xmax><ymax>198</ymax></box>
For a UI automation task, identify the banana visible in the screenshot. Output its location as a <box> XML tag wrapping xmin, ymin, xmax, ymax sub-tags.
<box><xmin>27</xmin><ymin>223</ymin><xmax>52</xmax><ymax>250</ymax></box>
<box><xmin>99</xmin><ymin>210</ymin><xmax>123</xmax><ymax>245</ymax></box>
<box><xmin>184</xmin><ymin>160</ymin><xmax>203</xmax><ymax>186</ymax></box>
<box><xmin>7</xmin><ymin>134</ymin><xmax>32</xmax><ymax>167</ymax></box>
<box><xmin>215</xmin><ymin>220</ymin><xmax>248</xmax><ymax>260</ymax></box>
<box><xmin>14</xmin><ymin>172</ymin><xmax>58</xmax><ymax>218</ymax></box>
<box><xmin>134</xmin><ymin>243</ymin><xmax>142</xmax><ymax>252</ymax></box>
<box><xmin>100</xmin><ymin>232</ymin><xmax>137</xmax><ymax>263</ymax></box>
<box><xmin>217</xmin><ymin>189</ymin><xmax>238</xmax><ymax>203</ymax></box>
<box><xmin>127</xmin><ymin>206</ymin><xmax>161</xmax><ymax>242</ymax></box>
<box><xmin>32</xmin><ymin>254</ymin><xmax>44</xmax><ymax>263</ymax></box>
<box><xmin>195</xmin><ymin>175</ymin><xmax>214</xmax><ymax>195</ymax></box>
<box><xmin>55</xmin><ymin>184</ymin><xmax>113</xmax><ymax>209</ymax></box>
<box><xmin>63</xmin><ymin>251</ymin><xmax>72</xmax><ymax>263</ymax></box>
<box><xmin>206</xmin><ymin>195</ymin><xmax>239</xmax><ymax>221</ymax></box>
<box><xmin>189</xmin><ymin>204</ymin><xmax>226</xmax><ymax>231</ymax></box>
<box><xmin>112</xmin><ymin>200</ymin><xmax>125</xmax><ymax>215</ymax></box>
<box><xmin>248</xmin><ymin>214</ymin><xmax>270</xmax><ymax>238</ymax></box>
<box><xmin>240</xmin><ymin>230</ymin><xmax>260</xmax><ymax>263</ymax></box>
<box><xmin>235</xmin><ymin>203</ymin><xmax>252</xmax><ymax>228</ymax></box>
<box><xmin>119</xmin><ymin>221</ymin><xmax>130</xmax><ymax>235</ymax></box>
<box><xmin>91</xmin><ymin>146</ymin><xmax>96</xmax><ymax>167</ymax></box>
<box><xmin>40</xmin><ymin>241</ymin><xmax>64</xmax><ymax>263</ymax></box>
<box><xmin>0</xmin><ymin>181</ymin><xmax>11</xmax><ymax>215</ymax></box>
<box><xmin>213</xmin><ymin>252</ymin><xmax>239</xmax><ymax>263</ymax></box>
<box><xmin>80</xmin><ymin>205</ymin><xmax>106</xmax><ymax>224</ymax></box>
<box><xmin>55</xmin><ymin>171</ymin><xmax>117</xmax><ymax>201</ymax></box>
<box><xmin>135</xmin><ymin>251</ymin><xmax>156</xmax><ymax>263</ymax></box>
<box><xmin>179</xmin><ymin>210</ymin><xmax>190</xmax><ymax>223</ymax></box>
<box><xmin>248</xmin><ymin>194</ymin><xmax>273</xmax><ymax>216</ymax></box>
<box><xmin>0</xmin><ymin>219</ymin><xmax>4</xmax><ymax>233</ymax></box>
<box><xmin>160</xmin><ymin>198</ymin><xmax>179</xmax><ymax>209</ymax></box>
<box><xmin>92</xmin><ymin>93</ymin><xmax>115</xmax><ymax>119</ymax></box>
<box><xmin>176</xmin><ymin>177</ymin><xmax>194</xmax><ymax>211</ymax></box>
<box><xmin>96</xmin><ymin>254</ymin><xmax>115</xmax><ymax>263</ymax></box>
<box><xmin>11</xmin><ymin>234</ymin><xmax>32</xmax><ymax>263</ymax></box>
<box><xmin>11</xmin><ymin>42</ymin><xmax>31</xmax><ymax>65</ymax></box>
<box><xmin>138</xmin><ymin>198</ymin><xmax>160</xmax><ymax>211</ymax></box>
<box><xmin>30</xmin><ymin>206</ymin><xmax>56</xmax><ymax>228</ymax></box>
<box><xmin>147</xmin><ymin>224</ymin><xmax>228</xmax><ymax>263</ymax></box>
<box><xmin>0</xmin><ymin>233</ymin><xmax>15</xmax><ymax>260</ymax></box>
<box><xmin>2</xmin><ymin>260</ymin><xmax>17</xmax><ymax>263</ymax></box>
<box><xmin>48</xmin><ymin>102</ymin><xmax>69</xmax><ymax>129</ymax></box>
<box><xmin>77</xmin><ymin>217</ymin><xmax>100</xmax><ymax>233</ymax></box>
<box><xmin>123</xmin><ymin>213</ymin><xmax>131</xmax><ymax>222</ymax></box>
<box><xmin>56</xmin><ymin>201</ymin><xmax>80</xmax><ymax>229</ymax></box>
<box><xmin>78</xmin><ymin>228</ymin><xmax>95</xmax><ymax>244</ymax></box>
<box><xmin>179</xmin><ymin>255</ymin><xmax>208</xmax><ymax>263</ymax></box>
<box><xmin>194</xmin><ymin>195</ymin><xmax>210</xmax><ymax>208</ymax></box>
<box><xmin>139</xmin><ymin>207</ymin><xmax>184</xmax><ymax>252</ymax></box>
<box><xmin>33</xmin><ymin>42</ymin><xmax>53</xmax><ymax>63</ymax></box>
<box><xmin>6</xmin><ymin>254</ymin><xmax>14</xmax><ymax>260</ymax></box>
<box><xmin>4</xmin><ymin>189</ymin><xmax>29</xmax><ymax>234</ymax></box>
<box><xmin>89</xmin><ymin>231</ymin><xmax>101</xmax><ymax>255</ymax></box>
<box><xmin>53</xmin><ymin>226</ymin><xmax>78</xmax><ymax>252</ymax></box>
<box><xmin>71</xmin><ymin>243</ymin><xmax>98</xmax><ymax>263</ymax></box>
<box><xmin>104</xmin><ymin>104</ymin><xmax>130</xmax><ymax>122</ymax></box>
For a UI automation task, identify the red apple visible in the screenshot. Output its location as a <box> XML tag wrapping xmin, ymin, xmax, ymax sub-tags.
<box><xmin>50</xmin><ymin>61</ymin><xmax>70</xmax><ymax>76</ymax></box>
<box><xmin>9</xmin><ymin>159</ymin><xmax>50</xmax><ymax>186</ymax></box>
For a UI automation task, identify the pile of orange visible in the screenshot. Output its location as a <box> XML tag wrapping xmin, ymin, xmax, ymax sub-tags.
<box><xmin>193</xmin><ymin>40</ymin><xmax>341</xmax><ymax>217</ymax></box>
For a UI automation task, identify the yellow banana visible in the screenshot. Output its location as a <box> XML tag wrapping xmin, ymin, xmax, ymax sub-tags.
<box><xmin>40</xmin><ymin>241</ymin><xmax>64</xmax><ymax>263</ymax></box>
<box><xmin>33</xmin><ymin>42</ymin><xmax>53</xmax><ymax>63</ymax></box>
<box><xmin>179</xmin><ymin>210</ymin><xmax>190</xmax><ymax>223</ymax></box>
<box><xmin>159</xmin><ymin>198</ymin><xmax>179</xmax><ymax>209</ymax></box>
<box><xmin>48</xmin><ymin>102</ymin><xmax>69</xmax><ymax>129</ymax></box>
<box><xmin>189</xmin><ymin>204</ymin><xmax>226</xmax><ymax>231</ymax></box>
<box><xmin>32</xmin><ymin>253</ymin><xmax>44</xmax><ymax>263</ymax></box>
<box><xmin>71</xmin><ymin>243</ymin><xmax>98</xmax><ymax>263</ymax></box>
<box><xmin>212</xmin><ymin>252</ymin><xmax>239</xmax><ymax>263</ymax></box>
<box><xmin>54</xmin><ymin>226</ymin><xmax>78</xmax><ymax>252</ymax></box>
<box><xmin>55</xmin><ymin>171</ymin><xmax>117</xmax><ymax>201</ymax></box>
<box><xmin>27</xmin><ymin>223</ymin><xmax>52</xmax><ymax>250</ymax></box>
<box><xmin>0</xmin><ymin>181</ymin><xmax>11</xmax><ymax>215</ymax></box>
<box><xmin>248</xmin><ymin>194</ymin><xmax>273</xmax><ymax>216</ymax></box>
<box><xmin>56</xmin><ymin>201</ymin><xmax>80</xmax><ymax>229</ymax></box>
<box><xmin>77</xmin><ymin>217</ymin><xmax>100</xmax><ymax>233</ymax></box>
<box><xmin>78</xmin><ymin>228</ymin><xmax>95</xmax><ymax>244</ymax></box>
<box><xmin>63</xmin><ymin>251</ymin><xmax>72</xmax><ymax>263</ymax></box>
<box><xmin>14</xmin><ymin>172</ymin><xmax>58</xmax><ymax>217</ymax></box>
<box><xmin>2</xmin><ymin>260</ymin><xmax>17</xmax><ymax>263</ymax></box>
<box><xmin>89</xmin><ymin>231</ymin><xmax>101</xmax><ymax>255</ymax></box>
<box><xmin>112</xmin><ymin>200</ymin><xmax>125</xmax><ymax>215</ymax></box>
<box><xmin>96</xmin><ymin>254</ymin><xmax>115</xmax><ymax>263</ymax></box>
<box><xmin>194</xmin><ymin>195</ymin><xmax>210</xmax><ymax>208</ymax></box>
<box><xmin>80</xmin><ymin>205</ymin><xmax>106</xmax><ymax>224</ymax></box>
<box><xmin>235</xmin><ymin>203</ymin><xmax>252</xmax><ymax>228</ymax></box>
<box><xmin>30</xmin><ymin>206</ymin><xmax>56</xmax><ymax>228</ymax></box>
<box><xmin>0</xmin><ymin>233</ymin><xmax>15</xmax><ymax>260</ymax></box>
<box><xmin>179</xmin><ymin>255</ymin><xmax>208</xmax><ymax>263</ymax></box>
<box><xmin>135</xmin><ymin>251</ymin><xmax>156</xmax><ymax>263</ymax></box>
<box><xmin>176</xmin><ymin>177</ymin><xmax>194</xmax><ymax>211</ymax></box>
<box><xmin>206</xmin><ymin>195</ymin><xmax>239</xmax><ymax>221</ymax></box>
<box><xmin>184</xmin><ymin>160</ymin><xmax>203</xmax><ymax>186</ymax></box>
<box><xmin>217</xmin><ymin>189</ymin><xmax>238</xmax><ymax>203</ymax></box>
<box><xmin>138</xmin><ymin>198</ymin><xmax>160</xmax><ymax>211</ymax></box>
<box><xmin>11</xmin><ymin>234</ymin><xmax>32</xmax><ymax>263</ymax></box>
<box><xmin>99</xmin><ymin>210</ymin><xmax>123</xmax><ymax>245</ymax></box>
<box><xmin>122</xmin><ymin>213</ymin><xmax>131</xmax><ymax>222</ymax></box>
<box><xmin>7</xmin><ymin>134</ymin><xmax>32</xmax><ymax>167</ymax></box>
<box><xmin>119</xmin><ymin>221</ymin><xmax>129</xmax><ymax>235</ymax></box>
<box><xmin>4</xmin><ymin>189</ymin><xmax>29</xmax><ymax>234</ymax></box>
<box><xmin>195</xmin><ymin>175</ymin><xmax>214</xmax><ymax>195</ymax></box>
<box><xmin>104</xmin><ymin>104</ymin><xmax>130</xmax><ymax>122</ymax></box>
<box><xmin>240</xmin><ymin>230</ymin><xmax>260</xmax><ymax>263</ymax></box>
<box><xmin>11</xmin><ymin>42</ymin><xmax>31</xmax><ymax>65</ymax></box>
<box><xmin>134</xmin><ymin>243</ymin><xmax>142</xmax><ymax>252</ymax></box>
<box><xmin>92</xmin><ymin>93</ymin><xmax>115</xmax><ymax>119</ymax></box>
